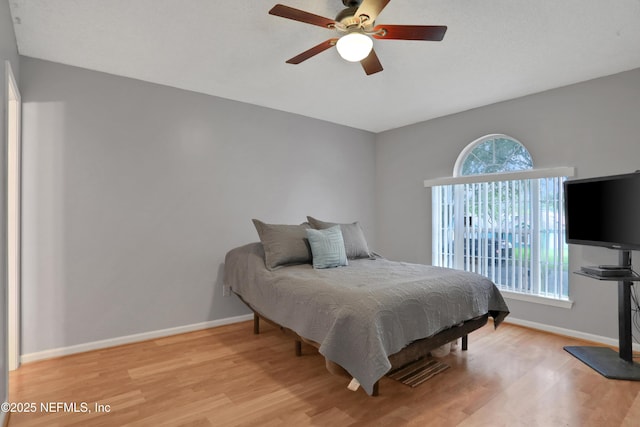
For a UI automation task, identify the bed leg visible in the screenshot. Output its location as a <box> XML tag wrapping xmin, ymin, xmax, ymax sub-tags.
<box><xmin>372</xmin><ymin>381</ymin><xmax>379</xmax><ymax>396</ymax></box>
<box><xmin>253</xmin><ymin>313</ymin><xmax>260</xmax><ymax>335</ymax></box>
<box><xmin>295</xmin><ymin>340</ymin><xmax>302</xmax><ymax>356</ymax></box>
<box><xmin>462</xmin><ymin>334</ymin><xmax>468</xmax><ymax>351</ymax></box>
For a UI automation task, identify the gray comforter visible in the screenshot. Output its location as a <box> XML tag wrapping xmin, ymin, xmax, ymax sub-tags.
<box><xmin>224</xmin><ymin>242</ymin><xmax>509</xmax><ymax>395</ymax></box>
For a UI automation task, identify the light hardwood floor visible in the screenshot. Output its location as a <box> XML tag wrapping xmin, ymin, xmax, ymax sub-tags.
<box><xmin>7</xmin><ymin>320</ymin><xmax>640</xmax><ymax>426</ymax></box>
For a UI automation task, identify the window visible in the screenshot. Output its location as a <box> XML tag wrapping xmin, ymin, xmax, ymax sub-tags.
<box><xmin>427</xmin><ymin>134</ymin><xmax>573</xmax><ymax>303</ymax></box>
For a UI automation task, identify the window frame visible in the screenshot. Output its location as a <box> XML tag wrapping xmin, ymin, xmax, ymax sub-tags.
<box><xmin>425</xmin><ymin>134</ymin><xmax>575</xmax><ymax>308</ymax></box>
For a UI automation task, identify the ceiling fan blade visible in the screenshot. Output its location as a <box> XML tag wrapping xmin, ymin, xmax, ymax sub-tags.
<box><xmin>355</xmin><ymin>0</ymin><xmax>391</xmax><ymax>24</ymax></box>
<box><xmin>269</xmin><ymin>4</ymin><xmax>336</xmax><ymax>29</ymax></box>
<box><xmin>360</xmin><ymin>49</ymin><xmax>383</xmax><ymax>75</ymax></box>
<box><xmin>285</xmin><ymin>39</ymin><xmax>338</xmax><ymax>64</ymax></box>
<box><xmin>373</xmin><ymin>25</ymin><xmax>447</xmax><ymax>41</ymax></box>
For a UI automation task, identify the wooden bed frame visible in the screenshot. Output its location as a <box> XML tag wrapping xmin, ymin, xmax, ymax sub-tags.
<box><xmin>239</xmin><ymin>294</ymin><xmax>489</xmax><ymax>396</ymax></box>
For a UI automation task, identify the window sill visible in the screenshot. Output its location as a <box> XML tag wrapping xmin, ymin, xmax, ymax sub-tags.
<box><xmin>500</xmin><ymin>290</ymin><xmax>574</xmax><ymax>309</ymax></box>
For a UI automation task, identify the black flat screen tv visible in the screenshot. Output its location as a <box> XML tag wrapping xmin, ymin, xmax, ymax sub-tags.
<box><xmin>564</xmin><ymin>171</ymin><xmax>640</xmax><ymax>250</ymax></box>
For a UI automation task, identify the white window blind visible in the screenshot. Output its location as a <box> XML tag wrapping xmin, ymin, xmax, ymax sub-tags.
<box><xmin>430</xmin><ymin>172</ymin><xmax>571</xmax><ymax>300</ymax></box>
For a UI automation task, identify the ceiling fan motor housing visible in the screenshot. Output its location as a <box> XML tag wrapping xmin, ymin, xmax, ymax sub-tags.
<box><xmin>342</xmin><ymin>0</ymin><xmax>362</xmax><ymax>7</ymax></box>
<box><xmin>335</xmin><ymin>7</ymin><xmax>362</xmax><ymax>29</ymax></box>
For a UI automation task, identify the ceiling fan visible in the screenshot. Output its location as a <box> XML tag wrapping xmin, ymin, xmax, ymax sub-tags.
<box><xmin>269</xmin><ymin>0</ymin><xmax>447</xmax><ymax>75</ymax></box>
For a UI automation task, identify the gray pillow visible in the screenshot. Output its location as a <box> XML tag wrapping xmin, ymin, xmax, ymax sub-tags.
<box><xmin>252</xmin><ymin>219</ymin><xmax>311</xmax><ymax>270</ymax></box>
<box><xmin>307</xmin><ymin>216</ymin><xmax>371</xmax><ymax>259</ymax></box>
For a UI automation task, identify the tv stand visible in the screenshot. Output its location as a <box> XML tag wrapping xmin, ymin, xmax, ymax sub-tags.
<box><xmin>565</xmin><ymin>250</ymin><xmax>640</xmax><ymax>380</ymax></box>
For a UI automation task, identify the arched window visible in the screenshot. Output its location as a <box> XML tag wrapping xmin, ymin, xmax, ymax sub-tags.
<box><xmin>427</xmin><ymin>134</ymin><xmax>572</xmax><ymax>303</ymax></box>
<box><xmin>455</xmin><ymin>134</ymin><xmax>533</xmax><ymax>176</ymax></box>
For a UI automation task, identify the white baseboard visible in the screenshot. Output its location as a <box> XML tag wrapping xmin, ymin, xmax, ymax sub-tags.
<box><xmin>21</xmin><ymin>313</ymin><xmax>254</xmax><ymax>364</ymax></box>
<box><xmin>504</xmin><ymin>316</ymin><xmax>640</xmax><ymax>352</ymax></box>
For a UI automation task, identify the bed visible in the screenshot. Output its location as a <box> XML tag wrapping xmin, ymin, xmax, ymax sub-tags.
<box><xmin>224</xmin><ymin>229</ymin><xmax>509</xmax><ymax>396</ymax></box>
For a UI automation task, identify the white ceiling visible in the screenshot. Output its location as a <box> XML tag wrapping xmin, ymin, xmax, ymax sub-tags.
<box><xmin>8</xmin><ymin>0</ymin><xmax>640</xmax><ymax>133</ymax></box>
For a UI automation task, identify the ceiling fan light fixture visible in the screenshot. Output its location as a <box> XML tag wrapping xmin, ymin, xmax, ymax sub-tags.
<box><xmin>336</xmin><ymin>32</ymin><xmax>373</xmax><ymax>62</ymax></box>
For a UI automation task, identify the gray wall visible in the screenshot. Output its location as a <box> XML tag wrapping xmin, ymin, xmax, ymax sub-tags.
<box><xmin>19</xmin><ymin>57</ymin><xmax>376</xmax><ymax>355</ymax></box>
<box><xmin>1</xmin><ymin>0</ymin><xmax>19</xmax><ymax>408</ymax></box>
<box><xmin>375</xmin><ymin>68</ymin><xmax>640</xmax><ymax>340</ymax></box>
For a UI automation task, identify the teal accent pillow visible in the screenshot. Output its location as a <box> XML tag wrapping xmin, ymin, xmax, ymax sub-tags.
<box><xmin>306</xmin><ymin>226</ymin><xmax>348</xmax><ymax>269</ymax></box>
